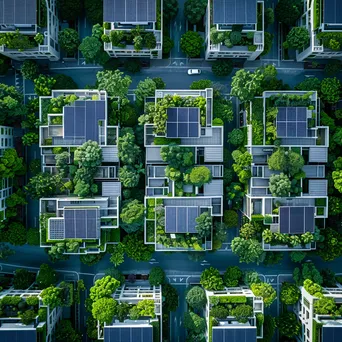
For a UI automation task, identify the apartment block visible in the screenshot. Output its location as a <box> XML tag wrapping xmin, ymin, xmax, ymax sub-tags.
<box><xmin>294</xmin><ymin>284</ymin><xmax>342</xmax><ymax>342</ymax></box>
<box><xmin>205</xmin><ymin>287</ymin><xmax>264</xmax><ymax>341</ymax></box>
<box><xmin>297</xmin><ymin>0</ymin><xmax>342</xmax><ymax>61</ymax></box>
<box><xmin>205</xmin><ymin>0</ymin><xmax>264</xmax><ymax>60</ymax></box>
<box><xmin>98</xmin><ymin>283</ymin><xmax>162</xmax><ymax>342</ymax></box>
<box><xmin>103</xmin><ymin>0</ymin><xmax>163</xmax><ymax>59</ymax></box>
<box><xmin>241</xmin><ymin>91</ymin><xmax>329</xmax><ymax>251</ymax></box>
<box><xmin>39</xmin><ymin>89</ymin><xmax>121</xmax><ymax>255</ymax></box>
<box><xmin>0</xmin><ymin>0</ymin><xmax>59</xmax><ymax>61</ymax></box>
<box><xmin>144</xmin><ymin>88</ymin><xmax>224</xmax><ymax>252</ymax></box>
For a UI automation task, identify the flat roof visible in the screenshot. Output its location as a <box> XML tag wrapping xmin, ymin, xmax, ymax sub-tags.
<box><xmin>213</xmin><ymin>0</ymin><xmax>257</xmax><ymax>25</ymax></box>
<box><xmin>0</xmin><ymin>0</ymin><xmax>37</xmax><ymax>25</ymax></box>
<box><xmin>276</xmin><ymin>107</ymin><xmax>308</xmax><ymax>138</ymax></box>
<box><xmin>323</xmin><ymin>0</ymin><xmax>342</xmax><ymax>24</ymax></box>
<box><xmin>166</xmin><ymin>107</ymin><xmax>200</xmax><ymax>139</ymax></box>
<box><xmin>212</xmin><ymin>327</ymin><xmax>257</xmax><ymax>342</ymax></box>
<box><xmin>0</xmin><ymin>329</ymin><xmax>37</xmax><ymax>342</ymax></box>
<box><xmin>165</xmin><ymin>206</ymin><xmax>199</xmax><ymax>234</ymax></box>
<box><xmin>104</xmin><ymin>326</ymin><xmax>153</xmax><ymax>342</ymax></box>
<box><xmin>104</xmin><ymin>0</ymin><xmax>156</xmax><ymax>23</ymax></box>
<box><xmin>279</xmin><ymin>206</ymin><xmax>315</xmax><ymax>234</ymax></box>
<box><xmin>322</xmin><ymin>325</ymin><xmax>342</xmax><ymax>342</ymax></box>
<box><xmin>63</xmin><ymin>100</ymin><xmax>106</xmax><ymax>142</ymax></box>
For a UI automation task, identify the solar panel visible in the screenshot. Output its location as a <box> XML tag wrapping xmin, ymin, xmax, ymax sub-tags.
<box><xmin>276</xmin><ymin>107</ymin><xmax>308</xmax><ymax>138</ymax></box>
<box><xmin>322</xmin><ymin>326</ymin><xmax>342</xmax><ymax>342</ymax></box>
<box><xmin>213</xmin><ymin>0</ymin><xmax>257</xmax><ymax>25</ymax></box>
<box><xmin>0</xmin><ymin>0</ymin><xmax>37</xmax><ymax>25</ymax></box>
<box><xmin>165</xmin><ymin>206</ymin><xmax>199</xmax><ymax>234</ymax></box>
<box><xmin>166</xmin><ymin>107</ymin><xmax>200</xmax><ymax>138</ymax></box>
<box><xmin>104</xmin><ymin>0</ymin><xmax>157</xmax><ymax>23</ymax></box>
<box><xmin>104</xmin><ymin>326</ymin><xmax>153</xmax><ymax>342</ymax></box>
<box><xmin>323</xmin><ymin>0</ymin><xmax>342</xmax><ymax>24</ymax></box>
<box><xmin>0</xmin><ymin>329</ymin><xmax>37</xmax><ymax>342</ymax></box>
<box><xmin>279</xmin><ymin>207</ymin><xmax>315</xmax><ymax>235</ymax></box>
<box><xmin>64</xmin><ymin>209</ymin><xmax>99</xmax><ymax>239</ymax></box>
<box><xmin>212</xmin><ymin>327</ymin><xmax>257</xmax><ymax>342</ymax></box>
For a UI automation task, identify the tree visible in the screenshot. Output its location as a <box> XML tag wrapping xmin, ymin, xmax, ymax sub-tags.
<box><xmin>89</xmin><ymin>276</ymin><xmax>120</xmax><ymax>302</ymax></box>
<box><xmin>161</xmin><ymin>145</ymin><xmax>194</xmax><ymax>168</ymax></box>
<box><xmin>227</xmin><ymin>129</ymin><xmax>244</xmax><ymax>146</ymax></box>
<box><xmin>200</xmin><ymin>267</ymin><xmax>224</xmax><ymax>290</ymax></box>
<box><xmin>74</xmin><ymin>141</ymin><xmax>102</xmax><ymax>168</ymax></box>
<box><xmin>186</xmin><ymin>286</ymin><xmax>206</xmax><ymax>310</ymax></box>
<box><xmin>184</xmin><ymin>312</ymin><xmax>206</xmax><ymax>334</ymax></box>
<box><xmin>7</xmin><ymin>222</ymin><xmax>27</xmax><ymax>246</ymax></box>
<box><xmin>123</xmin><ymin>232</ymin><xmax>154</xmax><ymax>262</ymax></box>
<box><xmin>268</xmin><ymin>149</ymin><xmax>304</xmax><ymax>176</ymax></box>
<box><xmin>243</xmin><ymin>271</ymin><xmax>261</xmax><ymax>286</ymax></box>
<box><xmin>80</xmin><ymin>254</ymin><xmax>104</xmax><ymax>266</ymax></box>
<box><xmin>314</xmin><ymin>296</ymin><xmax>337</xmax><ymax>315</ymax></box>
<box><xmin>55</xmin><ymin>320</ymin><xmax>81</xmax><ymax>342</ymax></box>
<box><xmin>162</xmin><ymin>35</ymin><xmax>174</xmax><ymax>54</ymax></box>
<box><xmin>210</xmin><ymin>305</ymin><xmax>229</xmax><ymax>319</ymax></box>
<box><xmin>251</xmin><ymin>282</ymin><xmax>276</xmax><ymax>307</ymax></box>
<box><xmin>277</xmin><ymin>312</ymin><xmax>301</xmax><ymax>338</ymax></box>
<box><xmin>303</xmin><ymin>279</ymin><xmax>323</xmax><ymax>297</ymax></box>
<box><xmin>0</xmin><ymin>149</ymin><xmax>25</xmax><ymax>178</ymax></box>
<box><xmin>180</xmin><ymin>31</ymin><xmax>204</xmax><ymax>57</ymax></box>
<box><xmin>231</xmin><ymin>238</ymin><xmax>264</xmax><ymax>264</ymax></box>
<box><xmin>163</xmin><ymin>0</ymin><xmax>178</xmax><ymax>21</ymax></box>
<box><xmin>36</xmin><ymin>264</ymin><xmax>58</xmax><ymax>289</ymax></box>
<box><xmin>269</xmin><ymin>173</ymin><xmax>291</xmax><ymax>197</ymax></box>
<box><xmin>332</xmin><ymin>170</ymin><xmax>342</xmax><ymax>192</ymax></box>
<box><xmin>163</xmin><ymin>284</ymin><xmax>179</xmax><ymax>312</ymax></box>
<box><xmin>119</xmin><ymin>166</ymin><xmax>140</xmax><ymax>189</ymax></box>
<box><xmin>280</xmin><ymin>282</ymin><xmax>300</xmax><ymax>305</ymax></box>
<box><xmin>231</xmin><ymin>304</ymin><xmax>253</xmax><ymax>323</ymax></box>
<box><xmin>223</xmin><ymin>210</ymin><xmax>238</xmax><ymax>227</ymax></box>
<box><xmin>239</xmin><ymin>222</ymin><xmax>258</xmax><ymax>240</ymax></box>
<box><xmin>85</xmin><ymin>0</ymin><xmax>103</xmax><ymax>24</ymax></box>
<box><xmin>261</xmin><ymin>315</ymin><xmax>276</xmax><ymax>342</ymax></box>
<box><xmin>290</xmin><ymin>251</ymin><xmax>306</xmax><ymax>263</ymax></box>
<box><xmin>58</xmin><ymin>28</ymin><xmax>80</xmax><ymax>55</ymax></box>
<box><xmin>25</xmin><ymin>173</ymin><xmax>62</xmax><ymax>199</ymax></box>
<box><xmin>19</xmin><ymin>309</ymin><xmax>37</xmax><ymax>325</ymax></box>
<box><xmin>21</xmin><ymin>60</ymin><xmax>38</xmax><ymax>80</ymax></box>
<box><xmin>22</xmin><ymin>132</ymin><xmax>39</xmax><ymax>146</ymax></box>
<box><xmin>320</xmin><ymin>77</ymin><xmax>341</xmax><ymax>104</ymax></box>
<box><xmin>105</xmin><ymin>267</ymin><xmax>125</xmax><ymax>285</ymax></box>
<box><xmin>96</xmin><ymin>70</ymin><xmax>131</xmax><ymax>105</ymax></box>
<box><xmin>149</xmin><ymin>267</ymin><xmax>165</xmax><ymax>286</ymax></box>
<box><xmin>223</xmin><ymin>266</ymin><xmax>243</xmax><ymax>287</ymax></box>
<box><xmin>284</xmin><ymin>27</ymin><xmax>310</xmax><ymax>49</ymax></box>
<box><xmin>295</xmin><ymin>77</ymin><xmax>321</xmax><ymax>91</ymax></box>
<box><xmin>41</xmin><ymin>286</ymin><xmax>63</xmax><ymax>308</ymax></box>
<box><xmin>135</xmin><ymin>78</ymin><xmax>157</xmax><ymax>108</ymax></box>
<box><xmin>195</xmin><ymin>211</ymin><xmax>212</xmax><ymax>238</ymax></box>
<box><xmin>152</xmin><ymin>77</ymin><xmax>166</xmax><ymax>89</ymax></box>
<box><xmin>317</xmin><ymin>228</ymin><xmax>342</xmax><ymax>261</ymax></box>
<box><xmin>275</xmin><ymin>0</ymin><xmax>302</xmax><ymax>26</ymax></box>
<box><xmin>264</xmin><ymin>8</ymin><xmax>275</xmax><ymax>28</ymax></box>
<box><xmin>109</xmin><ymin>243</ymin><xmax>125</xmax><ymax>267</ymax></box>
<box><xmin>34</xmin><ymin>75</ymin><xmax>56</xmax><ymax>96</ymax></box>
<box><xmin>211</xmin><ymin>59</ymin><xmax>233</xmax><ymax>77</ymax></box>
<box><xmin>57</xmin><ymin>0</ymin><xmax>82</xmax><ymax>21</ymax></box>
<box><xmin>190</xmin><ymin>166</ymin><xmax>212</xmax><ymax>187</ymax></box>
<box><xmin>118</xmin><ymin>130</ymin><xmax>141</xmax><ymax>165</ymax></box>
<box><xmin>321</xmin><ymin>269</ymin><xmax>336</xmax><ymax>287</ymax></box>
<box><xmin>53</xmin><ymin>74</ymin><xmax>78</xmax><ymax>90</ymax></box>
<box><xmin>92</xmin><ymin>297</ymin><xmax>117</xmax><ymax>323</ymax></box>
<box><xmin>325</xmin><ymin>59</ymin><xmax>342</xmax><ymax>76</ymax></box>
<box><xmin>79</xmin><ymin>36</ymin><xmax>102</xmax><ymax>64</ymax></box>
<box><xmin>116</xmin><ymin>302</ymin><xmax>130</xmax><ymax>322</ymax></box>
<box><xmin>13</xmin><ymin>269</ymin><xmax>35</xmax><ymax>289</ymax></box>
<box><xmin>184</xmin><ymin>0</ymin><xmax>207</xmax><ymax>24</ymax></box>
<box><xmin>120</xmin><ymin>199</ymin><xmax>145</xmax><ymax>233</ymax></box>
<box><xmin>27</xmin><ymin>228</ymin><xmax>40</xmax><ymax>246</ymax></box>
<box><xmin>231</xmin><ymin>69</ymin><xmax>264</xmax><ymax>102</ymax></box>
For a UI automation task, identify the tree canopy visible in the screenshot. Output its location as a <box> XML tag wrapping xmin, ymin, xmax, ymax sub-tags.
<box><xmin>184</xmin><ymin>0</ymin><xmax>207</xmax><ymax>24</ymax></box>
<box><xmin>186</xmin><ymin>286</ymin><xmax>207</xmax><ymax>310</ymax></box>
<box><xmin>231</xmin><ymin>238</ymin><xmax>264</xmax><ymax>264</ymax></box>
<box><xmin>149</xmin><ymin>267</ymin><xmax>165</xmax><ymax>286</ymax></box>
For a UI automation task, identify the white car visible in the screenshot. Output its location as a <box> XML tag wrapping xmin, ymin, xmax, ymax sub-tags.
<box><xmin>187</xmin><ymin>69</ymin><xmax>201</xmax><ymax>75</ymax></box>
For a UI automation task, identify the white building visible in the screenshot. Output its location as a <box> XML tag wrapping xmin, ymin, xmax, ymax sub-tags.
<box><xmin>144</xmin><ymin>88</ymin><xmax>224</xmax><ymax>252</ymax></box>
<box><xmin>39</xmin><ymin>89</ymin><xmax>121</xmax><ymax>255</ymax></box>
<box><xmin>241</xmin><ymin>91</ymin><xmax>329</xmax><ymax>251</ymax></box>
<box><xmin>205</xmin><ymin>287</ymin><xmax>264</xmax><ymax>341</ymax></box>
<box><xmin>98</xmin><ymin>283</ymin><xmax>162</xmax><ymax>342</ymax></box>
<box><xmin>0</xmin><ymin>0</ymin><xmax>59</xmax><ymax>61</ymax></box>
<box><xmin>294</xmin><ymin>284</ymin><xmax>342</xmax><ymax>342</ymax></box>
<box><xmin>205</xmin><ymin>0</ymin><xmax>264</xmax><ymax>60</ymax></box>
<box><xmin>297</xmin><ymin>0</ymin><xmax>342</xmax><ymax>61</ymax></box>
<box><xmin>0</xmin><ymin>126</ymin><xmax>14</xmax><ymax>221</ymax></box>
<box><xmin>103</xmin><ymin>0</ymin><xmax>163</xmax><ymax>59</ymax></box>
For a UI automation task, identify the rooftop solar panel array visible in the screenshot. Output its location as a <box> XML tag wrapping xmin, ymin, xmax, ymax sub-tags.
<box><xmin>0</xmin><ymin>0</ymin><xmax>37</xmax><ymax>25</ymax></box>
<box><xmin>276</xmin><ymin>107</ymin><xmax>308</xmax><ymax>138</ymax></box>
<box><xmin>104</xmin><ymin>326</ymin><xmax>153</xmax><ymax>342</ymax></box>
<box><xmin>0</xmin><ymin>329</ymin><xmax>37</xmax><ymax>342</ymax></box>
<box><xmin>64</xmin><ymin>209</ymin><xmax>99</xmax><ymax>239</ymax></box>
<box><xmin>166</xmin><ymin>107</ymin><xmax>200</xmax><ymax>138</ymax></box>
<box><xmin>165</xmin><ymin>206</ymin><xmax>199</xmax><ymax>234</ymax></box>
<box><xmin>323</xmin><ymin>0</ymin><xmax>342</xmax><ymax>24</ymax></box>
<box><xmin>212</xmin><ymin>327</ymin><xmax>257</xmax><ymax>342</ymax></box>
<box><xmin>104</xmin><ymin>0</ymin><xmax>156</xmax><ymax>23</ymax></box>
<box><xmin>63</xmin><ymin>100</ymin><xmax>105</xmax><ymax>143</ymax></box>
<box><xmin>322</xmin><ymin>326</ymin><xmax>342</xmax><ymax>342</ymax></box>
<box><xmin>213</xmin><ymin>0</ymin><xmax>257</xmax><ymax>25</ymax></box>
<box><xmin>279</xmin><ymin>207</ymin><xmax>315</xmax><ymax>235</ymax></box>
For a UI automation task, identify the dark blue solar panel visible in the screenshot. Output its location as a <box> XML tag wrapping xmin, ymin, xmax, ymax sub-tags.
<box><xmin>188</xmin><ymin>207</ymin><xmax>198</xmax><ymax>233</ymax></box>
<box><xmin>0</xmin><ymin>0</ymin><xmax>37</xmax><ymax>25</ymax></box>
<box><xmin>167</xmin><ymin>123</ymin><xmax>177</xmax><ymax>138</ymax></box>
<box><xmin>177</xmin><ymin>207</ymin><xmax>187</xmax><ymax>233</ymax></box>
<box><xmin>287</xmin><ymin>122</ymin><xmax>297</xmax><ymax>137</ymax></box>
<box><xmin>277</xmin><ymin>108</ymin><xmax>286</xmax><ymax>121</ymax></box>
<box><xmin>305</xmin><ymin>207</ymin><xmax>315</xmax><ymax>233</ymax></box>
<box><xmin>189</xmin><ymin>108</ymin><xmax>199</xmax><ymax>122</ymax></box>
<box><xmin>64</xmin><ymin>107</ymin><xmax>75</xmax><ymax>138</ymax></box>
<box><xmin>323</xmin><ymin>0</ymin><xmax>342</xmax><ymax>24</ymax></box>
<box><xmin>212</xmin><ymin>327</ymin><xmax>257</xmax><ymax>342</ymax></box>
<box><xmin>0</xmin><ymin>329</ymin><xmax>37</xmax><ymax>342</ymax></box>
<box><xmin>322</xmin><ymin>326</ymin><xmax>342</xmax><ymax>342</ymax></box>
<box><xmin>64</xmin><ymin>209</ymin><xmax>98</xmax><ymax>239</ymax></box>
<box><xmin>290</xmin><ymin>207</ymin><xmax>304</xmax><ymax>234</ymax></box>
<box><xmin>165</xmin><ymin>207</ymin><xmax>177</xmax><ymax>233</ymax></box>
<box><xmin>167</xmin><ymin>108</ymin><xmax>177</xmax><ymax>121</ymax></box>
<box><xmin>277</xmin><ymin>122</ymin><xmax>286</xmax><ymax>137</ymax></box>
<box><xmin>287</xmin><ymin>107</ymin><xmax>296</xmax><ymax>121</ymax></box>
<box><xmin>189</xmin><ymin>123</ymin><xmax>199</xmax><ymax>137</ymax></box>
<box><xmin>279</xmin><ymin>207</ymin><xmax>290</xmax><ymax>234</ymax></box>
<box><xmin>178</xmin><ymin>108</ymin><xmax>189</xmax><ymax>122</ymax></box>
<box><xmin>280</xmin><ymin>207</ymin><xmax>315</xmax><ymax>235</ymax></box>
<box><xmin>178</xmin><ymin>123</ymin><xmax>188</xmax><ymax>137</ymax></box>
<box><xmin>297</xmin><ymin>122</ymin><xmax>307</xmax><ymax>137</ymax></box>
<box><xmin>75</xmin><ymin>107</ymin><xmax>85</xmax><ymax>137</ymax></box>
<box><xmin>297</xmin><ymin>107</ymin><xmax>307</xmax><ymax>121</ymax></box>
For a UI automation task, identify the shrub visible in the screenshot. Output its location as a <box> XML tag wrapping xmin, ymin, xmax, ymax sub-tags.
<box><xmin>280</xmin><ymin>282</ymin><xmax>300</xmax><ymax>305</ymax></box>
<box><xmin>227</xmin><ymin>129</ymin><xmax>244</xmax><ymax>146</ymax></box>
<box><xmin>180</xmin><ymin>31</ymin><xmax>204</xmax><ymax>58</ymax></box>
<box><xmin>186</xmin><ymin>286</ymin><xmax>207</xmax><ymax>310</ymax></box>
<box><xmin>58</xmin><ymin>28</ymin><xmax>80</xmax><ymax>55</ymax></box>
<box><xmin>230</xmin><ymin>31</ymin><xmax>242</xmax><ymax>45</ymax></box>
<box><xmin>231</xmin><ymin>304</ymin><xmax>253</xmax><ymax>323</ymax></box>
<box><xmin>21</xmin><ymin>60</ymin><xmax>38</xmax><ymax>80</ymax></box>
<box><xmin>149</xmin><ymin>267</ymin><xmax>165</xmax><ymax>286</ymax></box>
<box><xmin>284</xmin><ymin>27</ymin><xmax>310</xmax><ymax>49</ymax></box>
<box><xmin>223</xmin><ymin>266</ymin><xmax>243</xmax><ymax>287</ymax></box>
<box><xmin>210</xmin><ymin>305</ymin><xmax>229</xmax><ymax>319</ymax></box>
<box><xmin>224</xmin><ymin>210</ymin><xmax>238</xmax><ymax>227</ymax></box>
<box><xmin>320</xmin><ymin>77</ymin><xmax>341</xmax><ymax>104</ymax></box>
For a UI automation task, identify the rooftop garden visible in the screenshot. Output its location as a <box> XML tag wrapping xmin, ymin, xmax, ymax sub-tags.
<box><xmin>0</xmin><ymin>30</ymin><xmax>44</xmax><ymax>51</ymax></box>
